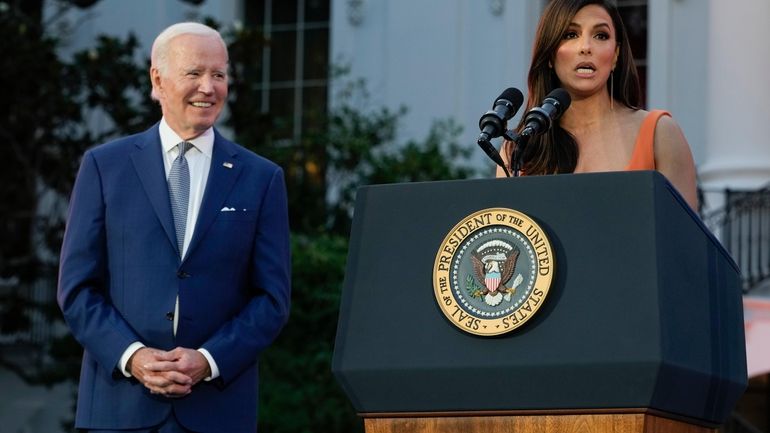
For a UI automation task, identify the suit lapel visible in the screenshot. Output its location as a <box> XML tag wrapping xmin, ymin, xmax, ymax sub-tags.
<box><xmin>184</xmin><ymin>131</ymin><xmax>243</xmax><ymax>262</ymax></box>
<box><xmin>130</xmin><ymin>124</ymin><xmax>180</xmax><ymax>257</ymax></box>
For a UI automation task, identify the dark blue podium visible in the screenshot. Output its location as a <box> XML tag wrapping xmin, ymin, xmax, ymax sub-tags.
<box><xmin>332</xmin><ymin>171</ymin><xmax>747</xmax><ymax>433</ymax></box>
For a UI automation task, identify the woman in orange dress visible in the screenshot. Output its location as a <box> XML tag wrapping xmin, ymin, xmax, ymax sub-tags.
<box><xmin>497</xmin><ymin>0</ymin><xmax>698</xmax><ymax>210</ymax></box>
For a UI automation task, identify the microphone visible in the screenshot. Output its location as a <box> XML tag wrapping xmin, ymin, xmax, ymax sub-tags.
<box><xmin>477</xmin><ymin>87</ymin><xmax>524</xmax><ymax>169</ymax></box>
<box><xmin>520</xmin><ymin>88</ymin><xmax>571</xmax><ymax>137</ymax></box>
<box><xmin>477</xmin><ymin>87</ymin><xmax>524</xmax><ymax>143</ymax></box>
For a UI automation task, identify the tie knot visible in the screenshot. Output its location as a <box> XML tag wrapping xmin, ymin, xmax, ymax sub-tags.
<box><xmin>177</xmin><ymin>141</ymin><xmax>193</xmax><ymax>156</ymax></box>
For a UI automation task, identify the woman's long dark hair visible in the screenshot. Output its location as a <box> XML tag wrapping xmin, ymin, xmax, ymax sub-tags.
<box><xmin>507</xmin><ymin>0</ymin><xmax>641</xmax><ymax>175</ymax></box>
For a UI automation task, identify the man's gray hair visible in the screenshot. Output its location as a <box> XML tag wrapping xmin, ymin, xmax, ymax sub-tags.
<box><xmin>150</xmin><ymin>22</ymin><xmax>228</xmax><ymax>100</ymax></box>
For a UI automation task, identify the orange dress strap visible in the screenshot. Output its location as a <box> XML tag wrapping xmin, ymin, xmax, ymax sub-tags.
<box><xmin>625</xmin><ymin>110</ymin><xmax>671</xmax><ymax>171</ymax></box>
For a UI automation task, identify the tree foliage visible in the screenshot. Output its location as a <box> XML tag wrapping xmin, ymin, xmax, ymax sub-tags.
<box><xmin>247</xmin><ymin>72</ymin><xmax>475</xmax><ymax>432</ymax></box>
<box><xmin>0</xmin><ymin>3</ymin><xmax>476</xmax><ymax>432</ymax></box>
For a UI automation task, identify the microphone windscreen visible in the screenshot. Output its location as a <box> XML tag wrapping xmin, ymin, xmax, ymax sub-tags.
<box><xmin>497</xmin><ymin>87</ymin><xmax>524</xmax><ymax>112</ymax></box>
<box><xmin>546</xmin><ymin>88</ymin><xmax>571</xmax><ymax>111</ymax></box>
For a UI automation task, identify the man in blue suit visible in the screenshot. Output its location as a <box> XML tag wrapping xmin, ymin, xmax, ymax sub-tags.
<box><xmin>57</xmin><ymin>22</ymin><xmax>291</xmax><ymax>433</ymax></box>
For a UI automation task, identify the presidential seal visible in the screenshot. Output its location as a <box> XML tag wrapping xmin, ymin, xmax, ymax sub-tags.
<box><xmin>433</xmin><ymin>208</ymin><xmax>555</xmax><ymax>336</ymax></box>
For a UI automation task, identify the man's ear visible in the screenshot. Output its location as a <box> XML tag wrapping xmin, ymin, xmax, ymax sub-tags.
<box><xmin>150</xmin><ymin>67</ymin><xmax>163</xmax><ymax>98</ymax></box>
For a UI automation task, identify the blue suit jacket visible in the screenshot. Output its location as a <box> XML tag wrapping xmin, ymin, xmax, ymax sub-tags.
<box><xmin>57</xmin><ymin>124</ymin><xmax>291</xmax><ymax>432</ymax></box>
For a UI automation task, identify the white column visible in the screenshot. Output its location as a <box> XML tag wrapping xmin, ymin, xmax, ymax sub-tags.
<box><xmin>700</xmin><ymin>0</ymin><xmax>770</xmax><ymax>198</ymax></box>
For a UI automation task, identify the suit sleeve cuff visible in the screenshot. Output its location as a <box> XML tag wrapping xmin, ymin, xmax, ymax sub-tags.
<box><xmin>197</xmin><ymin>348</ymin><xmax>220</xmax><ymax>381</ymax></box>
<box><xmin>119</xmin><ymin>342</ymin><xmax>145</xmax><ymax>377</ymax></box>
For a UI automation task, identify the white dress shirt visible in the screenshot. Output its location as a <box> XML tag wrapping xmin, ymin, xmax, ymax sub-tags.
<box><xmin>119</xmin><ymin>118</ymin><xmax>219</xmax><ymax>380</ymax></box>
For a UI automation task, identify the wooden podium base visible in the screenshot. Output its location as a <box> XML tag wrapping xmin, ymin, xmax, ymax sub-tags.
<box><xmin>363</xmin><ymin>411</ymin><xmax>717</xmax><ymax>433</ymax></box>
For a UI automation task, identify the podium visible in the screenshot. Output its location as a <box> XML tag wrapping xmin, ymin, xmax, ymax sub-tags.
<box><xmin>332</xmin><ymin>171</ymin><xmax>747</xmax><ymax>433</ymax></box>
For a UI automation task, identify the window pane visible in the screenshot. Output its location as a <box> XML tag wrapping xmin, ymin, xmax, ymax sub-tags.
<box><xmin>269</xmin><ymin>30</ymin><xmax>297</xmax><ymax>82</ymax></box>
<box><xmin>305</xmin><ymin>0</ymin><xmax>330</xmax><ymax>22</ymax></box>
<box><xmin>303</xmin><ymin>29</ymin><xmax>328</xmax><ymax>80</ymax></box>
<box><xmin>270</xmin><ymin>88</ymin><xmax>295</xmax><ymax>138</ymax></box>
<box><xmin>244</xmin><ymin>0</ymin><xmax>265</xmax><ymax>27</ymax></box>
<box><xmin>273</xmin><ymin>0</ymin><xmax>298</xmax><ymax>25</ymax></box>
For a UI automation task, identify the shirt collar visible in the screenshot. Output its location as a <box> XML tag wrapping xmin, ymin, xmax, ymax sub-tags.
<box><xmin>159</xmin><ymin>117</ymin><xmax>214</xmax><ymax>158</ymax></box>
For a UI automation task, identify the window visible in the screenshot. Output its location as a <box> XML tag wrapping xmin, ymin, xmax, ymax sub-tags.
<box><xmin>244</xmin><ymin>0</ymin><xmax>330</xmax><ymax>141</ymax></box>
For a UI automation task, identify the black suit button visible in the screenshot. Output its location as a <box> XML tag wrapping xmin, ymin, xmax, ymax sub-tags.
<box><xmin>177</xmin><ymin>270</ymin><xmax>190</xmax><ymax>278</ymax></box>
<box><xmin>165</xmin><ymin>311</ymin><xmax>174</xmax><ymax>321</ymax></box>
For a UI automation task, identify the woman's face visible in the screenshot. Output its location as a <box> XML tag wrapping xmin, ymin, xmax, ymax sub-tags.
<box><xmin>553</xmin><ymin>4</ymin><xmax>619</xmax><ymax>99</ymax></box>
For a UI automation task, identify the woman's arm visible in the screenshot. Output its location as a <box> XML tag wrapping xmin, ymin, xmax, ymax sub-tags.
<box><xmin>654</xmin><ymin>116</ymin><xmax>699</xmax><ymax>210</ymax></box>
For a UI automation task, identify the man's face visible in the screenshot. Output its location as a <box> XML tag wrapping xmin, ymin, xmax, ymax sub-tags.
<box><xmin>151</xmin><ymin>34</ymin><xmax>228</xmax><ymax>140</ymax></box>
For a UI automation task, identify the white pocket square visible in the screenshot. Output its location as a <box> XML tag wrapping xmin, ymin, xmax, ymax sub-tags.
<box><xmin>220</xmin><ymin>206</ymin><xmax>236</xmax><ymax>212</ymax></box>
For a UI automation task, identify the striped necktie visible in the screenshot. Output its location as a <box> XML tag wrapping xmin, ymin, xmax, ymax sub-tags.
<box><xmin>168</xmin><ymin>141</ymin><xmax>192</xmax><ymax>257</ymax></box>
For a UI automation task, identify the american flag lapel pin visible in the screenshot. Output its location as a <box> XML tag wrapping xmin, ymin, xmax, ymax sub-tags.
<box><xmin>223</xmin><ymin>162</ymin><xmax>233</xmax><ymax>169</ymax></box>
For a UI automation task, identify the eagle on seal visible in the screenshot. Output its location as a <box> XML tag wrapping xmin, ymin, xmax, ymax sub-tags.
<box><xmin>471</xmin><ymin>246</ymin><xmax>520</xmax><ymax>296</ymax></box>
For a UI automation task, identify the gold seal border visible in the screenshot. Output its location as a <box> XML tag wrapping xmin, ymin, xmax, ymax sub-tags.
<box><xmin>432</xmin><ymin>208</ymin><xmax>555</xmax><ymax>336</ymax></box>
